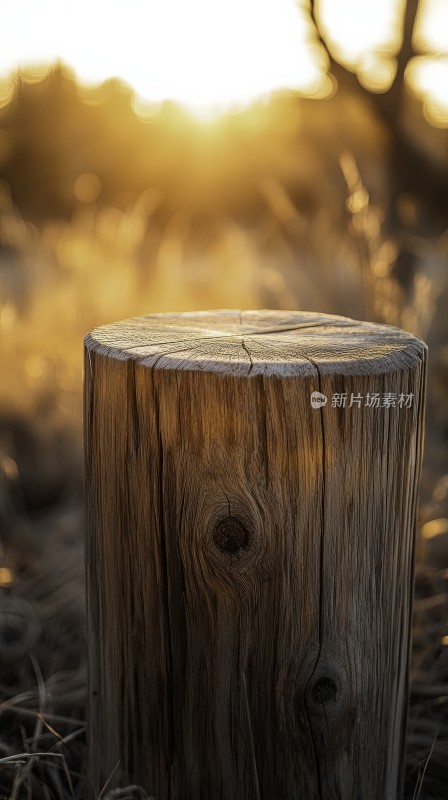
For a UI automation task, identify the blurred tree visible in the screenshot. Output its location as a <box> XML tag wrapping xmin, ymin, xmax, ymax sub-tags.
<box><xmin>308</xmin><ymin>0</ymin><xmax>448</xmax><ymax>298</ymax></box>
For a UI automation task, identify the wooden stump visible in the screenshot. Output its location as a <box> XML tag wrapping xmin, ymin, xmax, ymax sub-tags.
<box><xmin>84</xmin><ymin>309</ymin><xmax>427</xmax><ymax>800</ymax></box>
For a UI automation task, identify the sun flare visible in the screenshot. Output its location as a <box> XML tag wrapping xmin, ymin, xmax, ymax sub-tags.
<box><xmin>2</xmin><ymin>0</ymin><xmax>325</xmax><ymax>114</ymax></box>
<box><xmin>1</xmin><ymin>0</ymin><xmax>448</xmax><ymax>121</ymax></box>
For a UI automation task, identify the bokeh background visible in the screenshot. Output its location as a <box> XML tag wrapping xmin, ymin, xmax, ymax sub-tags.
<box><xmin>1</xmin><ymin>1</ymin><xmax>448</xmax><ymax>797</ymax></box>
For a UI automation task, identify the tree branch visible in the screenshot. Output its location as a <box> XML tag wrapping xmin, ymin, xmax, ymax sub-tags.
<box><xmin>307</xmin><ymin>0</ymin><xmax>448</xmax><ymax>209</ymax></box>
<box><xmin>391</xmin><ymin>0</ymin><xmax>419</xmax><ymax>98</ymax></box>
<box><xmin>308</xmin><ymin>0</ymin><xmax>364</xmax><ymax>98</ymax></box>
<box><xmin>309</xmin><ymin>0</ymin><xmax>420</xmax><ymax>117</ymax></box>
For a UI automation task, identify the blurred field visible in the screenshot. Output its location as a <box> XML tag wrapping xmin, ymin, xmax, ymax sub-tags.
<box><xmin>0</xmin><ymin>64</ymin><xmax>448</xmax><ymax>798</ymax></box>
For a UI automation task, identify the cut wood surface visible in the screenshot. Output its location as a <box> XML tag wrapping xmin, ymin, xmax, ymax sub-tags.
<box><xmin>84</xmin><ymin>309</ymin><xmax>427</xmax><ymax>800</ymax></box>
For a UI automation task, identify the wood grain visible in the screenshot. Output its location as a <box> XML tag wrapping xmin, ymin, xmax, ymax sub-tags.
<box><xmin>84</xmin><ymin>309</ymin><xmax>427</xmax><ymax>799</ymax></box>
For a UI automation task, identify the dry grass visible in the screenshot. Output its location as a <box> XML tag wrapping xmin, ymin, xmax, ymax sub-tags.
<box><xmin>1</xmin><ymin>508</ymin><xmax>448</xmax><ymax>798</ymax></box>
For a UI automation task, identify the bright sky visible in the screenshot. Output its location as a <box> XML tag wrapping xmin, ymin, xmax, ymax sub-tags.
<box><xmin>1</xmin><ymin>0</ymin><xmax>323</xmax><ymax>112</ymax></box>
<box><xmin>2</xmin><ymin>0</ymin><xmax>448</xmax><ymax>121</ymax></box>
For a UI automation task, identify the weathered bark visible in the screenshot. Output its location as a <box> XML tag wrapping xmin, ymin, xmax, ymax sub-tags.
<box><xmin>84</xmin><ymin>309</ymin><xmax>427</xmax><ymax>799</ymax></box>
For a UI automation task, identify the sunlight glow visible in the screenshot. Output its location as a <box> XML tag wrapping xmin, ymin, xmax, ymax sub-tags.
<box><xmin>407</xmin><ymin>56</ymin><xmax>448</xmax><ymax>127</ymax></box>
<box><xmin>414</xmin><ymin>0</ymin><xmax>448</xmax><ymax>54</ymax></box>
<box><xmin>1</xmin><ymin>0</ymin><xmax>448</xmax><ymax>120</ymax></box>
<box><xmin>316</xmin><ymin>0</ymin><xmax>405</xmax><ymax>67</ymax></box>
<box><xmin>0</xmin><ymin>567</ymin><xmax>14</xmax><ymax>587</ymax></box>
<box><xmin>2</xmin><ymin>0</ymin><xmax>324</xmax><ymax>114</ymax></box>
<box><xmin>421</xmin><ymin>518</ymin><xmax>448</xmax><ymax>539</ymax></box>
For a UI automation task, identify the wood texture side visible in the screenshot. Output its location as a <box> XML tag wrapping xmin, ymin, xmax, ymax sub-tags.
<box><xmin>84</xmin><ymin>310</ymin><xmax>427</xmax><ymax>799</ymax></box>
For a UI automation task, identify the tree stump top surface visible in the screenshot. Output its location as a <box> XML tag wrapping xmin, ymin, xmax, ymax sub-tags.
<box><xmin>86</xmin><ymin>309</ymin><xmax>426</xmax><ymax>376</ymax></box>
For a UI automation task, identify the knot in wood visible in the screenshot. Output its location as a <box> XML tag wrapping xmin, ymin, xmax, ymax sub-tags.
<box><xmin>311</xmin><ymin>676</ymin><xmax>338</xmax><ymax>706</ymax></box>
<box><xmin>213</xmin><ymin>517</ymin><xmax>249</xmax><ymax>554</ymax></box>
